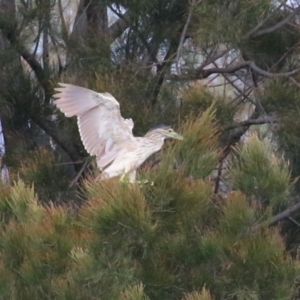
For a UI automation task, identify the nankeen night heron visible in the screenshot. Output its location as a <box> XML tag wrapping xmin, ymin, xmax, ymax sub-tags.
<box><xmin>53</xmin><ymin>83</ymin><xmax>183</xmax><ymax>182</ymax></box>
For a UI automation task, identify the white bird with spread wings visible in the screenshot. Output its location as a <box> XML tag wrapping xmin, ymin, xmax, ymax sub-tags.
<box><xmin>53</xmin><ymin>83</ymin><xmax>183</xmax><ymax>182</ymax></box>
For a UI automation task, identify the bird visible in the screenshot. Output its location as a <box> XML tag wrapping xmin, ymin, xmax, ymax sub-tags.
<box><xmin>53</xmin><ymin>83</ymin><xmax>183</xmax><ymax>182</ymax></box>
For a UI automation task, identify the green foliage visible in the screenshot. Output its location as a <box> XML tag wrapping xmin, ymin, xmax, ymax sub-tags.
<box><xmin>182</xmin><ymin>288</ymin><xmax>212</xmax><ymax>300</ymax></box>
<box><xmin>0</xmin><ymin>181</ymin><xmax>78</xmax><ymax>299</ymax></box>
<box><xmin>230</xmin><ymin>134</ymin><xmax>293</xmax><ymax>209</ymax></box>
<box><xmin>262</xmin><ymin>79</ymin><xmax>300</xmax><ymax>113</ymax></box>
<box><xmin>121</xmin><ymin>283</ymin><xmax>150</xmax><ymax>300</ymax></box>
<box><xmin>244</xmin><ymin>23</ymin><xmax>299</xmax><ymax>70</ymax></box>
<box><xmin>16</xmin><ymin>147</ymin><xmax>75</xmax><ymax>203</ymax></box>
<box><xmin>195</xmin><ymin>0</ymin><xmax>272</xmax><ymax>44</ymax></box>
<box><xmin>180</xmin><ymin>85</ymin><xmax>237</xmax><ymax>126</ymax></box>
<box><xmin>1</xmin><ymin>102</ymin><xmax>298</xmax><ymax>298</ymax></box>
<box><xmin>172</xmin><ymin>106</ymin><xmax>220</xmax><ymax>178</ymax></box>
<box><xmin>1</xmin><ymin>0</ymin><xmax>300</xmax><ymax>298</ymax></box>
<box><xmin>0</xmin><ymin>122</ymin><xmax>299</xmax><ymax>299</ymax></box>
<box><xmin>261</xmin><ymin>79</ymin><xmax>300</xmax><ymax>191</ymax></box>
<box><xmin>207</xmin><ymin>193</ymin><xmax>296</xmax><ymax>299</ymax></box>
<box><xmin>278</xmin><ymin>113</ymin><xmax>300</xmax><ymax>192</ymax></box>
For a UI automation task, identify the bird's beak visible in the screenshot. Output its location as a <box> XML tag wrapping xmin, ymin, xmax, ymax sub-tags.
<box><xmin>172</xmin><ymin>132</ymin><xmax>184</xmax><ymax>140</ymax></box>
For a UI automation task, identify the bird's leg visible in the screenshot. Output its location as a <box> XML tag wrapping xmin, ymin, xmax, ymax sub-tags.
<box><xmin>127</xmin><ymin>170</ymin><xmax>136</xmax><ymax>183</ymax></box>
<box><xmin>119</xmin><ymin>172</ymin><xmax>154</xmax><ymax>186</ymax></box>
<box><xmin>137</xmin><ymin>179</ymin><xmax>154</xmax><ymax>186</ymax></box>
<box><xmin>119</xmin><ymin>173</ymin><xmax>126</xmax><ymax>182</ymax></box>
<box><xmin>119</xmin><ymin>171</ymin><xmax>136</xmax><ymax>184</ymax></box>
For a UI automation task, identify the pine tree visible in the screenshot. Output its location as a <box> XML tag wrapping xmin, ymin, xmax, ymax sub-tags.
<box><xmin>0</xmin><ymin>0</ymin><xmax>300</xmax><ymax>299</ymax></box>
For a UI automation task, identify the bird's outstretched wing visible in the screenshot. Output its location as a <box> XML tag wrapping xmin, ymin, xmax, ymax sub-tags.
<box><xmin>53</xmin><ymin>83</ymin><xmax>135</xmax><ymax>168</ymax></box>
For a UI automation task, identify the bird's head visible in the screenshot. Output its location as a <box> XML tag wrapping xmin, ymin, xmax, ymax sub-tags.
<box><xmin>146</xmin><ymin>124</ymin><xmax>184</xmax><ymax>140</ymax></box>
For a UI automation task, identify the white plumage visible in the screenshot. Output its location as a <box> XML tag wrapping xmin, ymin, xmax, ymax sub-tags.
<box><xmin>53</xmin><ymin>83</ymin><xmax>183</xmax><ymax>182</ymax></box>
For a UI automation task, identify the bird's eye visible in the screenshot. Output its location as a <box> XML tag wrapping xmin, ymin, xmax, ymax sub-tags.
<box><xmin>168</xmin><ymin>129</ymin><xmax>173</xmax><ymax>133</ymax></box>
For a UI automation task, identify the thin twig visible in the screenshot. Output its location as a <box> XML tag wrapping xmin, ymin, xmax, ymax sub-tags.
<box><xmin>246</xmin><ymin>3</ymin><xmax>285</xmax><ymax>37</ymax></box>
<box><xmin>57</xmin><ymin>0</ymin><xmax>69</xmax><ymax>41</ymax></box>
<box><xmin>287</xmin><ymin>216</ymin><xmax>300</xmax><ymax>228</ymax></box>
<box><xmin>264</xmin><ymin>201</ymin><xmax>300</xmax><ymax>227</ymax></box>
<box><xmin>289</xmin><ymin>77</ymin><xmax>300</xmax><ymax>89</ymax></box>
<box><xmin>250</xmin><ymin>62</ymin><xmax>300</xmax><ymax>78</ymax></box>
<box><xmin>249</xmin><ymin>63</ymin><xmax>267</xmax><ymax>116</ymax></box>
<box><xmin>31</xmin><ymin>116</ymin><xmax>82</xmax><ymax>164</ymax></box>
<box><xmin>253</xmin><ymin>5</ymin><xmax>300</xmax><ymax>37</ymax></box>
<box><xmin>197</xmin><ymin>49</ymin><xmax>229</xmax><ymax>72</ymax></box>
<box><xmin>211</xmin><ymin>61</ymin><xmax>256</xmax><ymax>106</ymax></box>
<box><xmin>72</xmin><ymin>0</ymin><xmax>92</xmax><ymax>33</ymax></box>
<box><xmin>227</xmin><ymin>87</ymin><xmax>252</xmax><ymax>106</ymax></box>
<box><xmin>175</xmin><ymin>0</ymin><xmax>199</xmax><ymax>74</ymax></box>
<box><xmin>223</xmin><ymin>115</ymin><xmax>277</xmax><ymax>131</ymax></box>
<box><xmin>32</xmin><ymin>21</ymin><xmax>43</xmax><ymax>58</ymax></box>
<box><xmin>186</xmin><ymin>60</ymin><xmax>300</xmax><ymax>80</ymax></box>
<box><xmin>107</xmin><ymin>10</ymin><xmax>133</xmax><ymax>40</ymax></box>
<box><xmin>69</xmin><ymin>159</ymin><xmax>91</xmax><ymax>187</ymax></box>
<box><xmin>214</xmin><ymin>160</ymin><xmax>224</xmax><ymax>194</ymax></box>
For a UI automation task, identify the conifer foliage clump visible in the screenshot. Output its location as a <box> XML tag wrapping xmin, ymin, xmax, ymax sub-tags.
<box><xmin>1</xmin><ymin>0</ymin><xmax>300</xmax><ymax>298</ymax></box>
<box><xmin>0</xmin><ymin>110</ymin><xmax>298</xmax><ymax>300</ymax></box>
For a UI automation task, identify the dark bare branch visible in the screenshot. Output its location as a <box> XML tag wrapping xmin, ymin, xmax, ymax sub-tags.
<box><xmin>290</xmin><ymin>77</ymin><xmax>300</xmax><ymax>88</ymax></box>
<box><xmin>71</xmin><ymin>0</ymin><xmax>88</xmax><ymax>37</ymax></box>
<box><xmin>86</xmin><ymin>0</ymin><xmax>108</xmax><ymax>36</ymax></box>
<box><xmin>1</xmin><ymin>4</ymin><xmax>51</xmax><ymax>97</ymax></box>
<box><xmin>175</xmin><ymin>0</ymin><xmax>198</xmax><ymax>74</ymax></box>
<box><xmin>211</xmin><ymin>61</ymin><xmax>256</xmax><ymax>106</ymax></box>
<box><xmin>246</xmin><ymin>3</ymin><xmax>284</xmax><ymax>38</ymax></box>
<box><xmin>139</xmin><ymin>35</ymin><xmax>159</xmax><ymax>64</ymax></box>
<box><xmin>250</xmin><ymin>62</ymin><xmax>300</xmax><ymax>77</ymax></box>
<box><xmin>253</xmin><ymin>5</ymin><xmax>300</xmax><ymax>37</ymax></box>
<box><xmin>107</xmin><ymin>10</ymin><xmax>132</xmax><ymax>40</ymax></box>
<box><xmin>189</xmin><ymin>61</ymin><xmax>300</xmax><ymax>80</ymax></box>
<box><xmin>197</xmin><ymin>49</ymin><xmax>229</xmax><ymax>71</ymax></box>
<box><xmin>151</xmin><ymin>45</ymin><xmax>178</xmax><ymax>106</ymax></box>
<box><xmin>265</xmin><ymin>201</ymin><xmax>300</xmax><ymax>226</ymax></box>
<box><xmin>194</xmin><ymin>61</ymin><xmax>249</xmax><ymax>79</ymax></box>
<box><xmin>32</xmin><ymin>21</ymin><xmax>42</xmax><ymax>57</ymax></box>
<box><xmin>287</xmin><ymin>216</ymin><xmax>300</xmax><ymax>228</ymax></box>
<box><xmin>218</xmin><ymin>109</ymin><xmax>260</xmax><ymax>163</ymax></box>
<box><xmin>224</xmin><ymin>115</ymin><xmax>277</xmax><ymax>131</ymax></box>
<box><xmin>31</xmin><ymin>116</ymin><xmax>82</xmax><ymax>164</ymax></box>
<box><xmin>57</xmin><ymin>0</ymin><xmax>69</xmax><ymax>41</ymax></box>
<box><xmin>214</xmin><ymin>111</ymin><xmax>261</xmax><ymax>194</ymax></box>
<box><xmin>20</xmin><ymin>49</ymin><xmax>51</xmax><ymax>96</ymax></box>
<box><xmin>214</xmin><ymin>160</ymin><xmax>224</xmax><ymax>194</ymax></box>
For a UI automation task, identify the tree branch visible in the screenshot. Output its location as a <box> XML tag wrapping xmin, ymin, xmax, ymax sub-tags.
<box><xmin>197</xmin><ymin>49</ymin><xmax>229</xmax><ymax>72</ymax></box>
<box><xmin>246</xmin><ymin>3</ymin><xmax>285</xmax><ymax>38</ymax></box>
<box><xmin>186</xmin><ymin>61</ymin><xmax>300</xmax><ymax>80</ymax></box>
<box><xmin>57</xmin><ymin>0</ymin><xmax>69</xmax><ymax>41</ymax></box>
<box><xmin>2</xmin><ymin>31</ymin><xmax>52</xmax><ymax>97</ymax></box>
<box><xmin>107</xmin><ymin>10</ymin><xmax>132</xmax><ymax>40</ymax></box>
<box><xmin>150</xmin><ymin>45</ymin><xmax>177</xmax><ymax>106</ymax></box>
<box><xmin>250</xmin><ymin>62</ymin><xmax>300</xmax><ymax>77</ymax></box>
<box><xmin>31</xmin><ymin>116</ymin><xmax>82</xmax><ymax>164</ymax></box>
<box><xmin>211</xmin><ymin>61</ymin><xmax>256</xmax><ymax>106</ymax></box>
<box><xmin>20</xmin><ymin>49</ymin><xmax>52</xmax><ymax>97</ymax></box>
<box><xmin>214</xmin><ymin>113</ymin><xmax>259</xmax><ymax>195</ymax></box>
<box><xmin>175</xmin><ymin>0</ymin><xmax>197</xmax><ymax>74</ymax></box>
<box><xmin>253</xmin><ymin>5</ymin><xmax>300</xmax><ymax>37</ymax></box>
<box><xmin>223</xmin><ymin>115</ymin><xmax>277</xmax><ymax>131</ymax></box>
<box><xmin>265</xmin><ymin>201</ymin><xmax>300</xmax><ymax>226</ymax></box>
<box><xmin>287</xmin><ymin>216</ymin><xmax>300</xmax><ymax>228</ymax></box>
